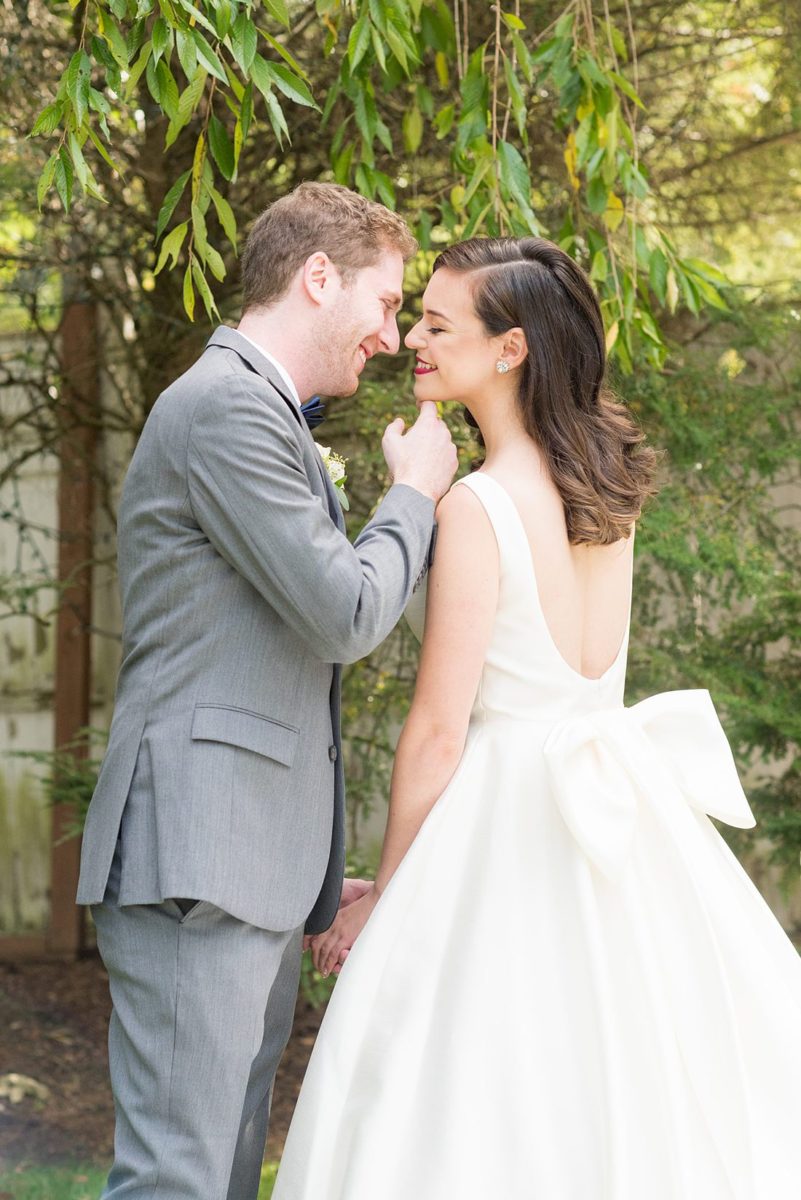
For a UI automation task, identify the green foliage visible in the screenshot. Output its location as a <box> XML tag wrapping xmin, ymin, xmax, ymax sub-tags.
<box><xmin>0</xmin><ymin>1166</ymin><xmax>108</xmax><ymax>1200</ymax></box>
<box><xmin>29</xmin><ymin>0</ymin><xmax>727</xmax><ymax>360</ymax></box>
<box><xmin>0</xmin><ymin>1164</ymin><xmax>279</xmax><ymax>1198</ymax></box>
<box><xmin>626</xmin><ymin>307</ymin><xmax>801</xmax><ymax>873</ymax></box>
<box><xmin>7</xmin><ymin>729</ymin><xmax>107</xmax><ymax>841</ymax></box>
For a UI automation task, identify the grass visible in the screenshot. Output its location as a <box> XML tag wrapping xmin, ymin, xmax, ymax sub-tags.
<box><xmin>0</xmin><ymin>1162</ymin><xmax>279</xmax><ymax>1198</ymax></box>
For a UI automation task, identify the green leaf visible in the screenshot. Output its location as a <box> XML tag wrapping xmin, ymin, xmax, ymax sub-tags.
<box><xmin>30</xmin><ymin>103</ymin><xmax>63</xmax><ymax>138</ymax></box>
<box><xmin>165</xmin><ymin>69</ymin><xmax>206</xmax><ymax>150</ymax></box>
<box><xmin>157</xmin><ymin>59</ymin><xmax>180</xmax><ymax>120</ymax></box>
<box><xmin>609</xmin><ymin>70</ymin><xmax>644</xmax><ymax>109</ymax></box>
<box><xmin>151</xmin><ymin>16</ymin><xmax>172</xmax><ymax>64</ymax></box>
<box><xmin>691</xmin><ymin>274</ymin><xmax>730</xmax><ymax>311</ymax></box>
<box><xmin>258</xmin><ymin>29</ymin><xmax>310</xmax><ymax>81</ymax></box>
<box><xmin>208</xmin><ymin>113</ymin><xmax>235</xmax><ymax>179</ymax></box>
<box><xmin>370</xmin><ymin>26</ymin><xmax>387</xmax><ymax>72</ymax></box>
<box><xmin>177</xmin><ymin>0</ymin><xmax>218</xmax><ymax>37</ymax></box>
<box><xmin>191</xmin><ymin>259</ymin><xmax>220</xmax><ymax>320</ymax></box>
<box><xmin>497</xmin><ymin>140</ymin><xmax>534</xmax><ymax>217</ymax></box>
<box><xmin>213</xmin><ymin>0</ymin><xmax>234</xmax><ymax>39</ymax></box>
<box><xmin>36</xmin><ymin>153</ymin><xmax>58</xmax><ymax>209</ymax></box>
<box><xmin>230</xmin><ymin>12</ymin><xmax>258</xmax><ymax>74</ymax></box>
<box><xmin>601</xmin><ymin>19</ymin><xmax>628</xmax><ymax>62</ymax></box>
<box><xmin>590</xmin><ymin>249</ymin><xmax>608</xmax><ymax>282</ymax></box>
<box><xmin>503</xmin><ymin>56</ymin><xmax>527</xmax><ymax>140</ymax></box>
<box><xmin>87</xmin><ymin>125</ymin><xmax>123</xmax><ymax>174</ymax></box>
<box><xmin>264</xmin><ymin>89</ymin><xmax>290</xmax><ymax>145</ymax></box>
<box><xmin>54</xmin><ymin>147</ymin><xmax>74</xmax><ymax>212</ymax></box>
<box><xmin>240</xmin><ymin>82</ymin><xmax>253</xmax><ymax>140</ymax></box>
<box><xmin>124</xmin><ymin>42</ymin><xmax>152</xmax><ymax>99</ymax></box>
<box><xmin>402</xmin><ymin>105</ymin><xmax>423</xmax><ymax>154</ymax></box>
<box><xmin>648</xmin><ymin>247</ymin><xmax>668</xmax><ymax>305</ymax></box>
<box><xmin>203</xmin><ymin>243</ymin><xmax>226</xmax><ymax>281</ymax></box>
<box><xmin>434</xmin><ymin>102</ymin><xmax>454</xmax><ymax>138</ymax></box>
<box><xmin>146</xmin><ymin>54</ymin><xmax>162</xmax><ymax>106</ymax></box>
<box><xmin>502</xmin><ymin>12</ymin><xmax>526</xmax><ymax>31</ymax></box>
<box><xmin>176</xmin><ymin>29</ymin><xmax>198</xmax><ymax>78</ymax></box>
<box><xmin>154</xmin><ymin>221</ymin><xmax>188</xmax><ymax>274</ymax></box>
<box><xmin>586</xmin><ymin>175</ymin><xmax>608</xmax><ymax>214</ymax></box>
<box><xmin>103</xmin><ymin>17</ymin><xmax>130</xmax><ymax>69</ymax></box>
<box><xmin>373</xmin><ymin>170</ymin><xmax>395</xmax><ymax>208</ymax></box>
<box><xmin>209</xmin><ymin>185</ymin><xmax>237</xmax><ymax>251</ymax></box>
<box><xmin>264</xmin><ymin>0</ymin><xmax>290</xmax><ymax>30</ymax></box>
<box><xmin>155</xmin><ymin>168</ymin><xmax>191</xmax><ymax>241</ymax></box>
<box><xmin>266</xmin><ymin>60</ymin><xmax>317</xmax><ymax>109</ymax></box>
<box><xmin>68</xmin><ymin>131</ymin><xmax>88</xmax><ymax>187</ymax></box>
<box><xmin>333</xmin><ymin>140</ymin><xmax>355</xmax><ymax>185</ymax></box>
<box><xmin>683</xmin><ymin>258</ymin><xmax>729</xmax><ymax>285</ymax></box>
<box><xmin>66</xmin><ymin>49</ymin><xmax>92</xmax><ymax>126</ymax></box>
<box><xmin>191</xmin><ymin>201</ymin><xmax>209</xmax><ymax>258</ymax></box>
<box><xmin>183</xmin><ymin>261</ymin><xmax>196</xmax><ymax>321</ymax></box>
<box><xmin>348</xmin><ymin>15</ymin><xmax>371</xmax><ymax>71</ymax></box>
<box><xmin>384</xmin><ymin>22</ymin><xmax>408</xmax><ymax>73</ymax></box>
<box><xmin>250</xmin><ymin>54</ymin><xmax>273</xmax><ymax>101</ymax></box>
<box><xmin>191</xmin><ymin>29</ymin><xmax>228</xmax><ymax>83</ymax></box>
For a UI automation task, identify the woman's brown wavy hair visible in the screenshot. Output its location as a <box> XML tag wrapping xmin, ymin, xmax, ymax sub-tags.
<box><xmin>432</xmin><ymin>237</ymin><xmax>659</xmax><ymax>545</ymax></box>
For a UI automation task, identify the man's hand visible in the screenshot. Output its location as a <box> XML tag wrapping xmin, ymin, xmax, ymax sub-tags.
<box><xmin>302</xmin><ymin>877</ymin><xmax>374</xmax><ymax>955</ymax></box>
<box><xmin>382</xmin><ymin>401</ymin><xmax>458</xmax><ymax>504</ymax></box>
<box><xmin>309</xmin><ymin>886</ymin><xmax>379</xmax><ymax>977</ymax></box>
<box><xmin>339</xmin><ymin>877</ymin><xmax>373</xmax><ymax>909</ymax></box>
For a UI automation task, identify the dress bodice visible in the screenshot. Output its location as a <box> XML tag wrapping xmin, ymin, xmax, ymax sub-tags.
<box><xmin>405</xmin><ymin>472</ymin><xmax>630</xmax><ymax>726</ymax></box>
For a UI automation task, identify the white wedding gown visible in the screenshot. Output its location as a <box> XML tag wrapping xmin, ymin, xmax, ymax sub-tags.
<box><xmin>273</xmin><ymin>472</ymin><xmax>801</xmax><ymax>1200</ymax></box>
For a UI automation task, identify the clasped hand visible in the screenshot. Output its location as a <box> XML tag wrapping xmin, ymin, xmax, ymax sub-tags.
<box><xmin>305</xmin><ymin>878</ymin><xmax>379</xmax><ymax>978</ymax></box>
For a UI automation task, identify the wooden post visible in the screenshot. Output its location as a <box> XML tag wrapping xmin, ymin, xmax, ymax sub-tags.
<box><xmin>48</xmin><ymin>296</ymin><xmax>98</xmax><ymax>957</ymax></box>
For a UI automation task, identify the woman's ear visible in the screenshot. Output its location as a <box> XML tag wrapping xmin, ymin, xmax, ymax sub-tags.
<box><xmin>499</xmin><ymin>327</ymin><xmax>528</xmax><ymax>370</ymax></box>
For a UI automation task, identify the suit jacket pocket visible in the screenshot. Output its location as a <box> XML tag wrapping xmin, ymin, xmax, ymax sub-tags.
<box><xmin>191</xmin><ymin>704</ymin><xmax>299</xmax><ymax>767</ymax></box>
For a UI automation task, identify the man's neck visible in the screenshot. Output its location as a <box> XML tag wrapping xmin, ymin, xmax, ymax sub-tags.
<box><xmin>237</xmin><ymin>308</ymin><xmax>315</xmax><ymax>402</ymax></box>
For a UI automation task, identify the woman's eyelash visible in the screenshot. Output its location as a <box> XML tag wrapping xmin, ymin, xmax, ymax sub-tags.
<box><xmin>427</xmin><ymin>326</ymin><xmax>445</xmax><ymax>335</ymax></box>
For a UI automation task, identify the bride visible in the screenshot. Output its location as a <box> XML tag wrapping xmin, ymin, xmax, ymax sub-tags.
<box><xmin>273</xmin><ymin>236</ymin><xmax>801</xmax><ymax>1199</ymax></box>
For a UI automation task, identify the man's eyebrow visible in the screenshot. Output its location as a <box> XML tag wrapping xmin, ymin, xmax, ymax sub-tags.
<box><xmin>383</xmin><ymin>294</ymin><xmax>403</xmax><ymax>311</ymax></box>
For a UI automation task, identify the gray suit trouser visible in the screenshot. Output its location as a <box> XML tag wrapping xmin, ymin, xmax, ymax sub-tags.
<box><xmin>93</xmin><ymin>849</ymin><xmax>303</xmax><ymax>1200</ymax></box>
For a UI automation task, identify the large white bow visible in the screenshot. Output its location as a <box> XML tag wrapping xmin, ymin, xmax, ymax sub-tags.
<box><xmin>542</xmin><ymin>689</ymin><xmax>755</xmax><ymax>881</ymax></box>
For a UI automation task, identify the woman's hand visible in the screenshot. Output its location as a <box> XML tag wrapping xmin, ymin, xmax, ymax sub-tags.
<box><xmin>310</xmin><ymin>886</ymin><xmax>380</xmax><ymax>977</ymax></box>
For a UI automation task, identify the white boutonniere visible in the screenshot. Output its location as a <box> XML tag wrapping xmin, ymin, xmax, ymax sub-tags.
<box><xmin>315</xmin><ymin>444</ymin><xmax>350</xmax><ymax>511</ymax></box>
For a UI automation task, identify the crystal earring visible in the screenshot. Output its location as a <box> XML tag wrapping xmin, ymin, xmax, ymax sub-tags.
<box><xmin>496</xmin><ymin>359</ymin><xmax>510</xmax><ymax>374</ymax></box>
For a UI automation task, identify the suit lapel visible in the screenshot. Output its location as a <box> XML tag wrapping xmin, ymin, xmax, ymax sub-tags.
<box><xmin>206</xmin><ymin>326</ymin><xmax>346</xmax><ymax>531</ymax></box>
<box><xmin>206</xmin><ymin>325</ymin><xmax>303</xmax><ymax>429</ymax></box>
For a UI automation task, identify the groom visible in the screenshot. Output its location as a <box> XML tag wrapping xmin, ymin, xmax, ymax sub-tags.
<box><xmin>77</xmin><ymin>181</ymin><xmax>457</xmax><ymax>1198</ymax></box>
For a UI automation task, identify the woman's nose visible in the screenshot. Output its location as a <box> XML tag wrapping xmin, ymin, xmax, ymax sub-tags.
<box><xmin>405</xmin><ymin>321</ymin><xmax>423</xmax><ymax>350</ymax></box>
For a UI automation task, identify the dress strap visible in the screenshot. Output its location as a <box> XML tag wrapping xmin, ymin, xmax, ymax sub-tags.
<box><xmin>453</xmin><ymin>472</ymin><xmax>529</xmax><ymax>580</ymax></box>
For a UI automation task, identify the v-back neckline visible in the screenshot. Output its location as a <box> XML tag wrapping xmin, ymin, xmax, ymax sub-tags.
<box><xmin>462</xmin><ymin>472</ymin><xmax>631</xmax><ymax>685</ymax></box>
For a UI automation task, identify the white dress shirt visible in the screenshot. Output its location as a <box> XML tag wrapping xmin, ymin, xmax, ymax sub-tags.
<box><xmin>236</xmin><ymin>330</ymin><xmax>301</xmax><ymax>409</ymax></box>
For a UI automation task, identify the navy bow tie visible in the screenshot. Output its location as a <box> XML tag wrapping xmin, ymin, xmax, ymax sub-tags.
<box><xmin>300</xmin><ymin>396</ymin><xmax>326</xmax><ymax>430</ymax></box>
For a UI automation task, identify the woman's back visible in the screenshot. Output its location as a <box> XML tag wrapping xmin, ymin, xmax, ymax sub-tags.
<box><xmin>484</xmin><ymin>459</ymin><xmax>634</xmax><ymax>683</ymax></box>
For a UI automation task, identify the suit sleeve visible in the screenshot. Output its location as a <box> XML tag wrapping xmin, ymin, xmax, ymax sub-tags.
<box><xmin>186</xmin><ymin>371</ymin><xmax>435</xmax><ymax>664</ymax></box>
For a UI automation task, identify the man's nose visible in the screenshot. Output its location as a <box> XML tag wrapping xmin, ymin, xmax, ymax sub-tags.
<box><xmin>380</xmin><ymin>316</ymin><xmax>401</xmax><ymax>355</ymax></box>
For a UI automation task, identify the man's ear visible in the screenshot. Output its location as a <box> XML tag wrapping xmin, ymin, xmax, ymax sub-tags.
<box><xmin>302</xmin><ymin>252</ymin><xmax>338</xmax><ymax>307</ymax></box>
<box><xmin>500</xmin><ymin>327</ymin><xmax>528</xmax><ymax>370</ymax></box>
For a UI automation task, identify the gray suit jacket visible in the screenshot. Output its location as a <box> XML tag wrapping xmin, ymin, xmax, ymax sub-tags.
<box><xmin>77</xmin><ymin>326</ymin><xmax>434</xmax><ymax>934</ymax></box>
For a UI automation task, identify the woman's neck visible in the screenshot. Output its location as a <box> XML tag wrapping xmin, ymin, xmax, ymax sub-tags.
<box><xmin>470</xmin><ymin>386</ymin><xmax>540</xmax><ymax>469</ymax></box>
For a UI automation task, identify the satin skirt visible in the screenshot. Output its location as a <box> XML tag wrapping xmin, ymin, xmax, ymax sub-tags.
<box><xmin>273</xmin><ymin>711</ymin><xmax>801</xmax><ymax>1199</ymax></box>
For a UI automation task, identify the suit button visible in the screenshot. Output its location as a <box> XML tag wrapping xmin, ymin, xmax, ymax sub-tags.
<box><xmin>328</xmin><ymin>745</ymin><xmax>338</xmax><ymax>762</ymax></box>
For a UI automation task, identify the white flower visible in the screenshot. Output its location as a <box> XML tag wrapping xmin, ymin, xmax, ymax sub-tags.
<box><xmin>315</xmin><ymin>443</ymin><xmax>349</xmax><ymax>511</ymax></box>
